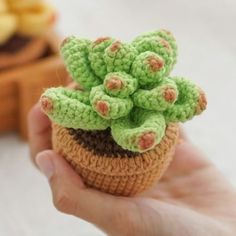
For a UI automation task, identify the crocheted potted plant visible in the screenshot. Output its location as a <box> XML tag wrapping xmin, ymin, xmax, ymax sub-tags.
<box><xmin>0</xmin><ymin>0</ymin><xmax>69</xmax><ymax>138</ymax></box>
<box><xmin>0</xmin><ymin>0</ymin><xmax>56</xmax><ymax>69</ymax></box>
<box><xmin>40</xmin><ymin>29</ymin><xmax>207</xmax><ymax>196</ymax></box>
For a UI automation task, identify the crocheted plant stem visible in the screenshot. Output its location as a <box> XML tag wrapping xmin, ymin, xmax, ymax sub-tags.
<box><xmin>41</xmin><ymin>29</ymin><xmax>207</xmax><ymax>153</ymax></box>
<box><xmin>41</xmin><ymin>87</ymin><xmax>110</xmax><ymax>130</ymax></box>
<box><xmin>111</xmin><ymin>109</ymin><xmax>166</xmax><ymax>152</ymax></box>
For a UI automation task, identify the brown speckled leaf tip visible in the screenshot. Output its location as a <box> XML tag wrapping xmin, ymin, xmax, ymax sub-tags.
<box><xmin>52</xmin><ymin>123</ymin><xmax>179</xmax><ymax>196</ymax></box>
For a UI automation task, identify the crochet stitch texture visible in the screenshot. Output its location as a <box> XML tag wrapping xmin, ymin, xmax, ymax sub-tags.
<box><xmin>41</xmin><ymin>29</ymin><xmax>207</xmax><ymax>153</ymax></box>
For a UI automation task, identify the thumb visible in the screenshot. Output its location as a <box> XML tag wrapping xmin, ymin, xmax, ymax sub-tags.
<box><xmin>35</xmin><ymin>150</ymin><xmax>126</xmax><ymax>230</ymax></box>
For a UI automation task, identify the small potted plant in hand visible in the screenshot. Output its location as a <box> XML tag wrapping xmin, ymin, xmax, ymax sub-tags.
<box><xmin>40</xmin><ymin>29</ymin><xmax>207</xmax><ymax>196</ymax></box>
<box><xmin>0</xmin><ymin>0</ymin><xmax>68</xmax><ymax>138</ymax></box>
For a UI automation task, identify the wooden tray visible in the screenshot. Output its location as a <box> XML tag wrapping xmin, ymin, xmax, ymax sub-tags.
<box><xmin>0</xmin><ymin>32</ymin><xmax>69</xmax><ymax>139</ymax></box>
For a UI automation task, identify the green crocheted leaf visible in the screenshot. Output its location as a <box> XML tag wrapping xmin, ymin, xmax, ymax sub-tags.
<box><xmin>60</xmin><ymin>36</ymin><xmax>101</xmax><ymax>90</ymax></box>
<box><xmin>131</xmin><ymin>51</ymin><xmax>167</xmax><ymax>87</ymax></box>
<box><xmin>133</xmin><ymin>29</ymin><xmax>178</xmax><ymax>68</ymax></box>
<box><xmin>132</xmin><ymin>78</ymin><xmax>178</xmax><ymax>111</ymax></box>
<box><xmin>88</xmin><ymin>37</ymin><xmax>114</xmax><ymax>79</ymax></box>
<box><xmin>40</xmin><ymin>87</ymin><xmax>110</xmax><ymax>130</ymax></box>
<box><xmin>104</xmin><ymin>41</ymin><xmax>138</xmax><ymax>73</ymax></box>
<box><xmin>104</xmin><ymin>72</ymin><xmax>138</xmax><ymax>98</ymax></box>
<box><xmin>90</xmin><ymin>85</ymin><xmax>133</xmax><ymax>119</ymax></box>
<box><xmin>164</xmin><ymin>77</ymin><xmax>205</xmax><ymax>122</ymax></box>
<box><xmin>111</xmin><ymin>109</ymin><xmax>166</xmax><ymax>152</ymax></box>
<box><xmin>132</xmin><ymin>36</ymin><xmax>173</xmax><ymax>76</ymax></box>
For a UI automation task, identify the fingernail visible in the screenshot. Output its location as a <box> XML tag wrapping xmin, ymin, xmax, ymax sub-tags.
<box><xmin>36</xmin><ymin>152</ymin><xmax>55</xmax><ymax>179</ymax></box>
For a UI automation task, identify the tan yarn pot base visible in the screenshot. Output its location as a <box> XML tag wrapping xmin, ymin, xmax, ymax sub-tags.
<box><xmin>52</xmin><ymin>123</ymin><xmax>179</xmax><ymax>196</ymax></box>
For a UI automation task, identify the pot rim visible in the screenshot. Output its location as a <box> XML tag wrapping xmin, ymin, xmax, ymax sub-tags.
<box><xmin>53</xmin><ymin>123</ymin><xmax>179</xmax><ymax>176</ymax></box>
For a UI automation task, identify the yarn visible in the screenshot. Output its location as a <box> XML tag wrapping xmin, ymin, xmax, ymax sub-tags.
<box><xmin>132</xmin><ymin>78</ymin><xmax>178</xmax><ymax>111</ymax></box>
<box><xmin>52</xmin><ymin>123</ymin><xmax>179</xmax><ymax>196</ymax></box>
<box><xmin>89</xmin><ymin>37</ymin><xmax>115</xmax><ymax>79</ymax></box>
<box><xmin>61</xmin><ymin>36</ymin><xmax>101</xmax><ymax>90</ymax></box>
<box><xmin>41</xmin><ymin>87</ymin><xmax>110</xmax><ymax>130</ymax></box>
<box><xmin>41</xmin><ymin>29</ymin><xmax>207</xmax><ymax>153</ymax></box>
<box><xmin>111</xmin><ymin>109</ymin><xmax>166</xmax><ymax>152</ymax></box>
<box><xmin>104</xmin><ymin>72</ymin><xmax>138</xmax><ymax>98</ymax></box>
<box><xmin>90</xmin><ymin>85</ymin><xmax>133</xmax><ymax>119</ymax></box>
<box><xmin>105</xmin><ymin>41</ymin><xmax>138</xmax><ymax>73</ymax></box>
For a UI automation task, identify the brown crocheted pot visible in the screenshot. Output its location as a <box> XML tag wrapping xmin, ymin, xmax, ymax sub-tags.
<box><xmin>0</xmin><ymin>35</ymin><xmax>47</xmax><ymax>70</ymax></box>
<box><xmin>52</xmin><ymin>123</ymin><xmax>179</xmax><ymax>196</ymax></box>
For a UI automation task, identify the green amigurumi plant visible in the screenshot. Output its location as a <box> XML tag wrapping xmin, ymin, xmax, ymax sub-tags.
<box><xmin>40</xmin><ymin>29</ymin><xmax>207</xmax><ymax>153</ymax></box>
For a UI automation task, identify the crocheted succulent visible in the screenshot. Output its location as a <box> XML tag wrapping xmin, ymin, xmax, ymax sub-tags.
<box><xmin>40</xmin><ymin>29</ymin><xmax>207</xmax><ymax>153</ymax></box>
<box><xmin>0</xmin><ymin>0</ymin><xmax>56</xmax><ymax>44</ymax></box>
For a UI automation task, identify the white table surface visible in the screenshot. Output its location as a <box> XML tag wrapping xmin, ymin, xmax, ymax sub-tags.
<box><xmin>0</xmin><ymin>0</ymin><xmax>236</xmax><ymax>235</ymax></box>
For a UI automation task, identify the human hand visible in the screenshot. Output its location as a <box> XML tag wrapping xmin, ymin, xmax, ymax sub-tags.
<box><xmin>28</xmin><ymin>103</ymin><xmax>236</xmax><ymax>236</ymax></box>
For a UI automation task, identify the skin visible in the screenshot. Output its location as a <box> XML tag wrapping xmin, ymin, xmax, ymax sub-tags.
<box><xmin>28</xmin><ymin>103</ymin><xmax>236</xmax><ymax>236</ymax></box>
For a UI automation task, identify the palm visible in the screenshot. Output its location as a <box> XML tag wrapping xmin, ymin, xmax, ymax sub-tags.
<box><xmin>29</xmin><ymin>106</ymin><xmax>236</xmax><ymax>236</ymax></box>
<box><xmin>109</xmin><ymin>141</ymin><xmax>236</xmax><ymax>236</ymax></box>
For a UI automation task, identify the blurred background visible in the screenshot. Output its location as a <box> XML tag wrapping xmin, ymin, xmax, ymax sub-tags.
<box><xmin>0</xmin><ymin>0</ymin><xmax>235</xmax><ymax>235</ymax></box>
